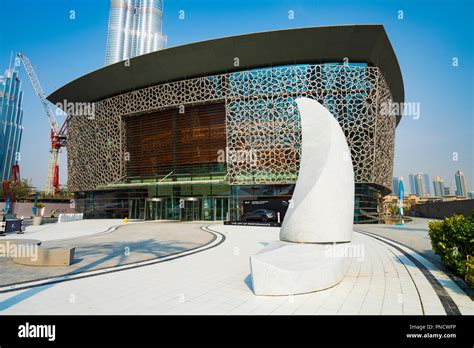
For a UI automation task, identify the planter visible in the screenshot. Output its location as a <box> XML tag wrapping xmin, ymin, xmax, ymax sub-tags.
<box><xmin>32</xmin><ymin>216</ymin><xmax>43</xmax><ymax>226</ymax></box>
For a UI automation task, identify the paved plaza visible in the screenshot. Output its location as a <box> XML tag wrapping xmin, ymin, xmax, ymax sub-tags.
<box><xmin>0</xmin><ymin>220</ymin><xmax>214</xmax><ymax>286</ymax></box>
<box><xmin>0</xmin><ymin>219</ymin><xmax>472</xmax><ymax>315</ymax></box>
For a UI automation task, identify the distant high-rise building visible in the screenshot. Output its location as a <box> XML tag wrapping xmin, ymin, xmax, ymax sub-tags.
<box><xmin>409</xmin><ymin>174</ymin><xmax>416</xmax><ymax>194</ymax></box>
<box><xmin>0</xmin><ymin>68</ymin><xmax>24</xmax><ymax>182</ymax></box>
<box><xmin>444</xmin><ymin>186</ymin><xmax>450</xmax><ymax>196</ymax></box>
<box><xmin>392</xmin><ymin>177</ymin><xmax>399</xmax><ymax>194</ymax></box>
<box><xmin>413</xmin><ymin>173</ymin><xmax>426</xmax><ymax>197</ymax></box>
<box><xmin>432</xmin><ymin>176</ymin><xmax>444</xmax><ymax>197</ymax></box>
<box><xmin>410</xmin><ymin>173</ymin><xmax>429</xmax><ymax>197</ymax></box>
<box><xmin>468</xmin><ymin>191</ymin><xmax>474</xmax><ymax>199</ymax></box>
<box><xmin>454</xmin><ymin>170</ymin><xmax>468</xmax><ymax>197</ymax></box>
<box><xmin>105</xmin><ymin>0</ymin><xmax>167</xmax><ymax>66</ymax></box>
<box><xmin>423</xmin><ymin>173</ymin><xmax>431</xmax><ymax>196</ymax></box>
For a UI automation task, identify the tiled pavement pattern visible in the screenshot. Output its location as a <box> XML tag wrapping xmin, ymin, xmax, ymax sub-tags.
<box><xmin>0</xmin><ymin>221</ymin><xmax>214</xmax><ymax>286</ymax></box>
<box><xmin>0</xmin><ymin>223</ymin><xmax>472</xmax><ymax>315</ymax></box>
<box><xmin>354</xmin><ymin>218</ymin><xmax>448</xmax><ymax>269</ymax></box>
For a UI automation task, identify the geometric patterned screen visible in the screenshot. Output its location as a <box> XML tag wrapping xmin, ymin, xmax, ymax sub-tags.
<box><xmin>66</xmin><ymin>64</ymin><xmax>395</xmax><ymax>192</ymax></box>
<box><xmin>225</xmin><ymin>64</ymin><xmax>395</xmax><ymax>187</ymax></box>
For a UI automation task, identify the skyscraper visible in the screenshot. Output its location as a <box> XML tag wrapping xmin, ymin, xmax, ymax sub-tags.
<box><xmin>0</xmin><ymin>68</ymin><xmax>24</xmax><ymax>182</ymax></box>
<box><xmin>105</xmin><ymin>0</ymin><xmax>167</xmax><ymax>66</ymax></box>
<box><xmin>444</xmin><ymin>186</ymin><xmax>450</xmax><ymax>196</ymax></box>
<box><xmin>413</xmin><ymin>173</ymin><xmax>425</xmax><ymax>197</ymax></box>
<box><xmin>392</xmin><ymin>177</ymin><xmax>399</xmax><ymax>194</ymax></box>
<box><xmin>409</xmin><ymin>173</ymin><xmax>430</xmax><ymax>197</ymax></box>
<box><xmin>409</xmin><ymin>174</ymin><xmax>415</xmax><ymax>194</ymax></box>
<box><xmin>432</xmin><ymin>176</ymin><xmax>444</xmax><ymax>197</ymax></box>
<box><xmin>423</xmin><ymin>173</ymin><xmax>431</xmax><ymax>196</ymax></box>
<box><xmin>454</xmin><ymin>170</ymin><xmax>468</xmax><ymax>197</ymax></box>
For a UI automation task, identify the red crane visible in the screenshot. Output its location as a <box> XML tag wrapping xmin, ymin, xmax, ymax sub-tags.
<box><xmin>16</xmin><ymin>53</ymin><xmax>68</xmax><ymax>195</ymax></box>
<box><xmin>12</xmin><ymin>164</ymin><xmax>20</xmax><ymax>183</ymax></box>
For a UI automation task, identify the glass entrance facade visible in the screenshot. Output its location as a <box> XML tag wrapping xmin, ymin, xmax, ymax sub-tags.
<box><xmin>74</xmin><ymin>182</ymin><xmax>384</xmax><ymax>223</ymax></box>
<box><xmin>128</xmin><ymin>194</ymin><xmax>229</xmax><ymax>221</ymax></box>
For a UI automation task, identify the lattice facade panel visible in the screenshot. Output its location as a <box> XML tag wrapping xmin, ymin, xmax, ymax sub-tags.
<box><xmin>372</xmin><ymin>74</ymin><xmax>396</xmax><ymax>189</ymax></box>
<box><xmin>67</xmin><ymin>103</ymin><xmax>125</xmax><ymax>192</ymax></box>
<box><xmin>67</xmin><ymin>64</ymin><xmax>396</xmax><ymax>192</ymax></box>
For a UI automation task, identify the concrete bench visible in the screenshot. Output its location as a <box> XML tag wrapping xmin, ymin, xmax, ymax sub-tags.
<box><xmin>13</xmin><ymin>247</ymin><xmax>75</xmax><ymax>267</ymax></box>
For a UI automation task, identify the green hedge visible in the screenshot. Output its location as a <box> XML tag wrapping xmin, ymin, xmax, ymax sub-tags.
<box><xmin>428</xmin><ymin>214</ymin><xmax>474</xmax><ymax>283</ymax></box>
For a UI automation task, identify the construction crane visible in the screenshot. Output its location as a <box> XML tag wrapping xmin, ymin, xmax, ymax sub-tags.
<box><xmin>16</xmin><ymin>53</ymin><xmax>68</xmax><ymax>195</ymax></box>
<box><xmin>12</xmin><ymin>164</ymin><xmax>20</xmax><ymax>183</ymax></box>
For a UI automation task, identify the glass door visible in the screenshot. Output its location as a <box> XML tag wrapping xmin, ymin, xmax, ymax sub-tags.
<box><xmin>129</xmin><ymin>198</ymin><xmax>145</xmax><ymax>219</ymax></box>
<box><xmin>145</xmin><ymin>199</ymin><xmax>163</xmax><ymax>220</ymax></box>
<box><xmin>202</xmin><ymin>197</ymin><xmax>214</xmax><ymax>221</ymax></box>
<box><xmin>163</xmin><ymin>198</ymin><xmax>180</xmax><ymax>220</ymax></box>
<box><xmin>180</xmin><ymin>198</ymin><xmax>202</xmax><ymax>221</ymax></box>
<box><xmin>214</xmin><ymin>197</ymin><xmax>229</xmax><ymax>221</ymax></box>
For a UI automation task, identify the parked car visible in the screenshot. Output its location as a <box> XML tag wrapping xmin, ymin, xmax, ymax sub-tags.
<box><xmin>241</xmin><ymin>209</ymin><xmax>277</xmax><ymax>222</ymax></box>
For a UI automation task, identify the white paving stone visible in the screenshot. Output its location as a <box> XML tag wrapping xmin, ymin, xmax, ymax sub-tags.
<box><xmin>0</xmin><ymin>223</ymin><xmax>471</xmax><ymax>315</ymax></box>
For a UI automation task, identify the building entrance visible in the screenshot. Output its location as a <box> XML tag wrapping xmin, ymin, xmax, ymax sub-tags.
<box><xmin>130</xmin><ymin>196</ymin><xmax>230</xmax><ymax>221</ymax></box>
<box><xmin>180</xmin><ymin>198</ymin><xmax>201</xmax><ymax>221</ymax></box>
<box><xmin>145</xmin><ymin>198</ymin><xmax>163</xmax><ymax>220</ymax></box>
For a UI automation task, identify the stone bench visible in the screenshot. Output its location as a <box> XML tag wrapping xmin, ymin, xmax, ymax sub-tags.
<box><xmin>13</xmin><ymin>247</ymin><xmax>75</xmax><ymax>267</ymax></box>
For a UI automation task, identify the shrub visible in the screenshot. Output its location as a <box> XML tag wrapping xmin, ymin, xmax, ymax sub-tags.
<box><xmin>428</xmin><ymin>214</ymin><xmax>474</xmax><ymax>279</ymax></box>
<box><xmin>467</xmin><ymin>256</ymin><xmax>474</xmax><ymax>287</ymax></box>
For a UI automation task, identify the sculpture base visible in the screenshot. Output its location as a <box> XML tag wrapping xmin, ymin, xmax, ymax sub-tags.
<box><xmin>250</xmin><ymin>241</ymin><xmax>350</xmax><ymax>296</ymax></box>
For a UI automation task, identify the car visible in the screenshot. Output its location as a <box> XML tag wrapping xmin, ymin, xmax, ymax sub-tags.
<box><xmin>241</xmin><ymin>209</ymin><xmax>277</xmax><ymax>222</ymax></box>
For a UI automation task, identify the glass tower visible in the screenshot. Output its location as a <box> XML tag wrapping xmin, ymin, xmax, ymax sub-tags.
<box><xmin>409</xmin><ymin>173</ymin><xmax>433</xmax><ymax>197</ymax></box>
<box><xmin>432</xmin><ymin>176</ymin><xmax>444</xmax><ymax>197</ymax></box>
<box><xmin>454</xmin><ymin>170</ymin><xmax>467</xmax><ymax>197</ymax></box>
<box><xmin>0</xmin><ymin>68</ymin><xmax>24</xmax><ymax>182</ymax></box>
<box><xmin>105</xmin><ymin>0</ymin><xmax>167</xmax><ymax>66</ymax></box>
<box><xmin>408</xmin><ymin>174</ymin><xmax>415</xmax><ymax>195</ymax></box>
<box><xmin>392</xmin><ymin>177</ymin><xmax>399</xmax><ymax>195</ymax></box>
<box><xmin>423</xmin><ymin>173</ymin><xmax>431</xmax><ymax>196</ymax></box>
<box><xmin>413</xmin><ymin>173</ymin><xmax>425</xmax><ymax>197</ymax></box>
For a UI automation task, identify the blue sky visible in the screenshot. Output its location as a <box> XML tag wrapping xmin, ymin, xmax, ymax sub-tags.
<box><xmin>0</xmin><ymin>0</ymin><xmax>473</xmax><ymax>193</ymax></box>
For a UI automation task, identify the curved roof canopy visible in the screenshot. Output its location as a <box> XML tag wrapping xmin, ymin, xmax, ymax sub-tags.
<box><xmin>48</xmin><ymin>25</ymin><xmax>404</xmax><ymax>122</ymax></box>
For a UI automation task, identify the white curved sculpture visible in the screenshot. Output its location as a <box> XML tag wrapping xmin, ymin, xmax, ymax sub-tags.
<box><xmin>280</xmin><ymin>98</ymin><xmax>354</xmax><ymax>243</ymax></box>
<box><xmin>250</xmin><ymin>97</ymin><xmax>354</xmax><ymax>296</ymax></box>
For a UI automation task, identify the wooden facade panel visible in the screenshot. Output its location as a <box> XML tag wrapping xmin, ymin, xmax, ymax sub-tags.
<box><xmin>125</xmin><ymin>103</ymin><xmax>226</xmax><ymax>178</ymax></box>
